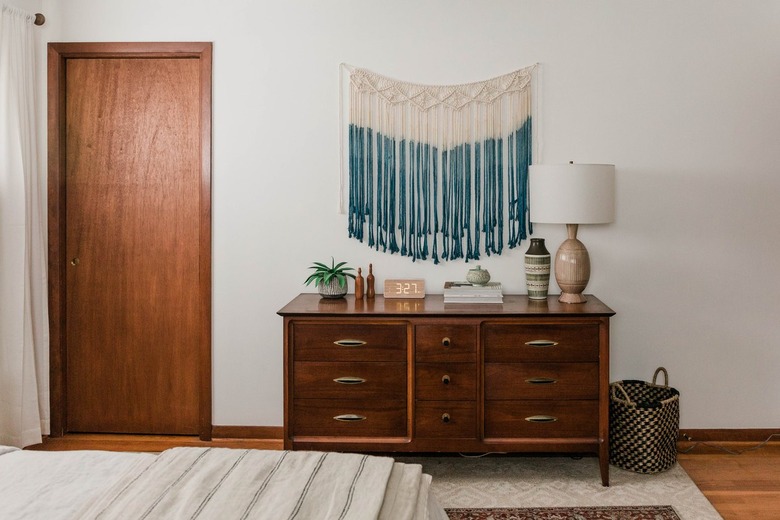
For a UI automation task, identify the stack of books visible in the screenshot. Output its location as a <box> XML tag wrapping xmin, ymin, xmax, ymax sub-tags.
<box><xmin>443</xmin><ymin>281</ymin><xmax>503</xmax><ymax>304</ymax></box>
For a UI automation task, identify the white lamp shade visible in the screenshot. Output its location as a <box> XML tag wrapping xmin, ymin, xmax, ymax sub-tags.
<box><xmin>529</xmin><ymin>163</ymin><xmax>615</xmax><ymax>224</ymax></box>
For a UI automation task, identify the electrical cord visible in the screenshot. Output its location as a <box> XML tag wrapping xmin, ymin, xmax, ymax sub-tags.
<box><xmin>458</xmin><ymin>452</ymin><xmax>507</xmax><ymax>458</ymax></box>
<box><xmin>677</xmin><ymin>432</ymin><xmax>780</xmax><ymax>455</ymax></box>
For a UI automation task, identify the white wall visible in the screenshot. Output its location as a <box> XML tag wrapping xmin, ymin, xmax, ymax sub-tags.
<box><xmin>29</xmin><ymin>0</ymin><xmax>780</xmax><ymax>429</ymax></box>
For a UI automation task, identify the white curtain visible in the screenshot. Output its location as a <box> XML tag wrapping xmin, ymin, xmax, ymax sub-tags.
<box><xmin>0</xmin><ymin>4</ymin><xmax>49</xmax><ymax>448</ymax></box>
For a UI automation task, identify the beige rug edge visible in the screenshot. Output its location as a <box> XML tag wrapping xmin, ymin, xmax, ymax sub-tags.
<box><xmin>396</xmin><ymin>456</ymin><xmax>722</xmax><ymax>520</ymax></box>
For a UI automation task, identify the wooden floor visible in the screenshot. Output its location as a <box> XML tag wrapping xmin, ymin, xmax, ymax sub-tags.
<box><xmin>27</xmin><ymin>433</ymin><xmax>283</xmax><ymax>453</ymax></box>
<box><xmin>28</xmin><ymin>436</ymin><xmax>780</xmax><ymax>519</ymax></box>
<box><xmin>678</xmin><ymin>442</ymin><xmax>780</xmax><ymax>520</ymax></box>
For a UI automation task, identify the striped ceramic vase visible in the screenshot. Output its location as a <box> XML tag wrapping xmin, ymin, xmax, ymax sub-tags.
<box><xmin>524</xmin><ymin>238</ymin><xmax>551</xmax><ymax>300</ymax></box>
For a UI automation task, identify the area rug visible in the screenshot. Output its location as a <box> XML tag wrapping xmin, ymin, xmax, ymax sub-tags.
<box><xmin>396</xmin><ymin>456</ymin><xmax>722</xmax><ymax>520</ymax></box>
<box><xmin>445</xmin><ymin>505</ymin><xmax>681</xmax><ymax>519</ymax></box>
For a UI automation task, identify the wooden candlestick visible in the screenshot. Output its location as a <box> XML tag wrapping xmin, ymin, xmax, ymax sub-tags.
<box><xmin>366</xmin><ymin>264</ymin><xmax>375</xmax><ymax>298</ymax></box>
<box><xmin>355</xmin><ymin>267</ymin><xmax>364</xmax><ymax>299</ymax></box>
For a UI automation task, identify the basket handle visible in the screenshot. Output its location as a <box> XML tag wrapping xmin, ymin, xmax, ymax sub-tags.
<box><xmin>611</xmin><ymin>382</ymin><xmax>634</xmax><ymax>405</ymax></box>
<box><xmin>652</xmin><ymin>367</ymin><xmax>669</xmax><ymax>387</ymax></box>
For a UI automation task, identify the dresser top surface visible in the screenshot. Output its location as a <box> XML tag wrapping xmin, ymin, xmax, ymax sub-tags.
<box><xmin>278</xmin><ymin>294</ymin><xmax>615</xmax><ymax>317</ymax></box>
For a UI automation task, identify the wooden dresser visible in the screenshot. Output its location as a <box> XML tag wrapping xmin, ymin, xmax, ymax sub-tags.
<box><xmin>278</xmin><ymin>293</ymin><xmax>615</xmax><ymax>485</ymax></box>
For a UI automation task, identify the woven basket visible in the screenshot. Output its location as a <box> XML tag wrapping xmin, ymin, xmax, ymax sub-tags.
<box><xmin>609</xmin><ymin>367</ymin><xmax>680</xmax><ymax>473</ymax></box>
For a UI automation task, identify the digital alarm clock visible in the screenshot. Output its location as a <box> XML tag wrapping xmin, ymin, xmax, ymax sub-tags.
<box><xmin>383</xmin><ymin>279</ymin><xmax>426</xmax><ymax>299</ymax></box>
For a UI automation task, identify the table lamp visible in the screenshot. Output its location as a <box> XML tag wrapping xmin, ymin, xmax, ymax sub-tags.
<box><xmin>529</xmin><ymin>163</ymin><xmax>615</xmax><ymax>304</ymax></box>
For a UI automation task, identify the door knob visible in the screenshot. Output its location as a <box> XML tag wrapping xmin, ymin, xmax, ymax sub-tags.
<box><xmin>70</xmin><ymin>258</ymin><xmax>80</xmax><ymax>266</ymax></box>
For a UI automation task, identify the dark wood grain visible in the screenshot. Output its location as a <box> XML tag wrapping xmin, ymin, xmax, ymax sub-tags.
<box><xmin>47</xmin><ymin>42</ymin><xmax>212</xmax><ymax>438</ymax></box>
<box><xmin>278</xmin><ymin>294</ymin><xmax>615</xmax><ymax>317</ymax></box>
<box><xmin>484</xmin><ymin>400</ymin><xmax>599</xmax><ymax>438</ymax></box>
<box><xmin>484</xmin><ymin>363</ymin><xmax>599</xmax><ymax>400</ymax></box>
<box><xmin>678</xmin><ymin>443</ymin><xmax>780</xmax><ymax>520</ymax></box>
<box><xmin>292</xmin><ymin>399</ymin><xmax>407</xmax><ymax>437</ymax></box>
<box><xmin>293</xmin><ymin>361</ymin><xmax>407</xmax><ymax>399</ymax></box>
<box><xmin>280</xmin><ymin>294</ymin><xmax>613</xmax><ymax>484</ymax></box>
<box><xmin>415</xmin><ymin>323</ymin><xmax>477</xmax><ymax>362</ymax></box>
<box><xmin>28</xmin><ymin>432</ymin><xmax>282</xmax><ymax>452</ymax></box>
<box><xmin>291</xmin><ymin>321</ymin><xmax>407</xmax><ymax>361</ymax></box>
<box><xmin>415</xmin><ymin>363</ymin><xmax>477</xmax><ymax>400</ymax></box>
<box><xmin>211</xmin><ymin>426</ymin><xmax>282</xmax><ymax>440</ymax></box>
<box><xmin>483</xmin><ymin>323</ymin><xmax>600</xmax><ymax>363</ymax></box>
<box><xmin>46</xmin><ymin>44</ymin><xmax>67</xmax><ymax>437</ymax></box>
<box><xmin>196</xmin><ymin>43</ymin><xmax>213</xmax><ymax>441</ymax></box>
<box><xmin>415</xmin><ymin>401</ymin><xmax>477</xmax><ymax>439</ymax></box>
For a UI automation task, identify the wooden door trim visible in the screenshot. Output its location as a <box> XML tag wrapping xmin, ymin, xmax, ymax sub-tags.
<box><xmin>47</xmin><ymin>42</ymin><xmax>213</xmax><ymax>440</ymax></box>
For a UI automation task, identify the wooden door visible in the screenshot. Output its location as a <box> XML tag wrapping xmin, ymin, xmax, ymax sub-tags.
<box><xmin>48</xmin><ymin>43</ymin><xmax>212</xmax><ymax>438</ymax></box>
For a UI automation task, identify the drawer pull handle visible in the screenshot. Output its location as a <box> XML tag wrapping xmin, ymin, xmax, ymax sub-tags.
<box><xmin>441</xmin><ymin>375</ymin><xmax>451</xmax><ymax>385</ymax></box>
<box><xmin>525</xmin><ymin>377</ymin><xmax>558</xmax><ymax>385</ymax></box>
<box><xmin>442</xmin><ymin>337</ymin><xmax>451</xmax><ymax>348</ymax></box>
<box><xmin>525</xmin><ymin>415</ymin><xmax>558</xmax><ymax>423</ymax></box>
<box><xmin>333</xmin><ymin>339</ymin><xmax>367</xmax><ymax>347</ymax></box>
<box><xmin>441</xmin><ymin>413</ymin><xmax>451</xmax><ymax>423</ymax></box>
<box><xmin>333</xmin><ymin>376</ymin><xmax>366</xmax><ymax>385</ymax></box>
<box><xmin>333</xmin><ymin>414</ymin><xmax>367</xmax><ymax>422</ymax></box>
<box><xmin>525</xmin><ymin>340</ymin><xmax>558</xmax><ymax>348</ymax></box>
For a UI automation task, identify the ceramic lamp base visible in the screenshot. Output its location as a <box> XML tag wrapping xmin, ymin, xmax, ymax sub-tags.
<box><xmin>554</xmin><ymin>224</ymin><xmax>591</xmax><ymax>304</ymax></box>
<box><xmin>558</xmin><ymin>290</ymin><xmax>588</xmax><ymax>304</ymax></box>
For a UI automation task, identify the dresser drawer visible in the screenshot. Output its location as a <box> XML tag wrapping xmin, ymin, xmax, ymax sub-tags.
<box><xmin>415</xmin><ymin>363</ymin><xmax>476</xmax><ymax>400</ymax></box>
<box><xmin>415</xmin><ymin>401</ymin><xmax>477</xmax><ymax>439</ymax></box>
<box><xmin>415</xmin><ymin>324</ymin><xmax>477</xmax><ymax>362</ymax></box>
<box><xmin>483</xmin><ymin>323</ymin><xmax>599</xmax><ymax>362</ymax></box>
<box><xmin>292</xmin><ymin>322</ymin><xmax>407</xmax><ymax>361</ymax></box>
<box><xmin>484</xmin><ymin>363</ymin><xmax>598</xmax><ymax>400</ymax></box>
<box><xmin>484</xmin><ymin>400</ymin><xmax>598</xmax><ymax>438</ymax></box>
<box><xmin>294</xmin><ymin>362</ymin><xmax>407</xmax><ymax>399</ymax></box>
<box><xmin>292</xmin><ymin>399</ymin><xmax>407</xmax><ymax>437</ymax></box>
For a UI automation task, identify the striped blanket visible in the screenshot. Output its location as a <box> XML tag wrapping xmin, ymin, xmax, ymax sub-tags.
<box><xmin>0</xmin><ymin>446</ymin><xmax>442</xmax><ymax>519</ymax></box>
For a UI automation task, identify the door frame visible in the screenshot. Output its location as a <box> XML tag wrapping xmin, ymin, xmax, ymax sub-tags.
<box><xmin>47</xmin><ymin>42</ymin><xmax>213</xmax><ymax>440</ymax></box>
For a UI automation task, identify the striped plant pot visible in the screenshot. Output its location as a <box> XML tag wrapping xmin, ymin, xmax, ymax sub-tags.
<box><xmin>317</xmin><ymin>278</ymin><xmax>348</xmax><ymax>299</ymax></box>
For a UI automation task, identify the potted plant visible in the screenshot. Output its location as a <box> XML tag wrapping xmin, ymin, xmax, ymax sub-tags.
<box><xmin>304</xmin><ymin>257</ymin><xmax>356</xmax><ymax>299</ymax></box>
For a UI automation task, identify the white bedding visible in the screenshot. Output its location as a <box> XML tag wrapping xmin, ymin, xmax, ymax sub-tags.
<box><xmin>0</xmin><ymin>445</ymin><xmax>447</xmax><ymax>520</ymax></box>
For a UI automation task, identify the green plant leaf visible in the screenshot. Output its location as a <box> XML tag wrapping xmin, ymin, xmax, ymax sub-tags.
<box><xmin>307</xmin><ymin>258</ymin><xmax>355</xmax><ymax>285</ymax></box>
<box><xmin>304</xmin><ymin>273</ymin><xmax>323</xmax><ymax>285</ymax></box>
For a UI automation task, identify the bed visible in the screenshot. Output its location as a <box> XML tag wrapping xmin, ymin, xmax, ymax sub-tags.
<box><xmin>0</xmin><ymin>444</ymin><xmax>448</xmax><ymax>519</ymax></box>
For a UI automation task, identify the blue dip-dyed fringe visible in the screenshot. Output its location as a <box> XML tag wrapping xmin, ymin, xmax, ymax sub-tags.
<box><xmin>348</xmin><ymin>118</ymin><xmax>532</xmax><ymax>263</ymax></box>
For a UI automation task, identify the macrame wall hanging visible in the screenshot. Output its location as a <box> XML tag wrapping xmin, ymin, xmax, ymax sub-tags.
<box><xmin>342</xmin><ymin>63</ymin><xmax>537</xmax><ymax>263</ymax></box>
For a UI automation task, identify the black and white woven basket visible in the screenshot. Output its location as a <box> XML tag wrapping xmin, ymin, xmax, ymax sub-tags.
<box><xmin>609</xmin><ymin>367</ymin><xmax>680</xmax><ymax>473</ymax></box>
